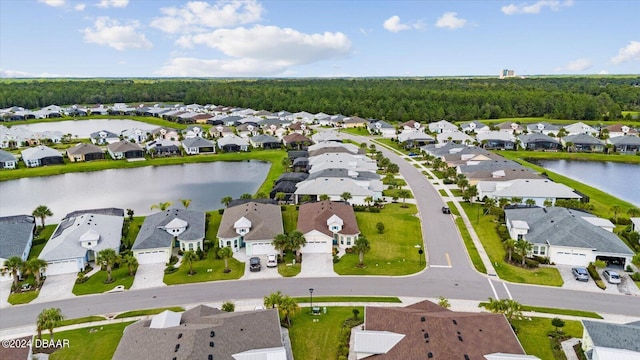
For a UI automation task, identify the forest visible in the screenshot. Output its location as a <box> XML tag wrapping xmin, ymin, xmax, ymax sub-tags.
<box><xmin>1</xmin><ymin>77</ymin><xmax>639</xmax><ymax>122</ymax></box>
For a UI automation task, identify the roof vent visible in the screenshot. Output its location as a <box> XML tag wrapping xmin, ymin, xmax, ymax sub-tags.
<box><xmin>428</xmin><ymin>352</ymin><xmax>433</xmax><ymax>358</ymax></box>
<box><xmin>458</xmin><ymin>335</ymin><xmax>463</xmax><ymax>342</ymax></box>
<box><xmin>209</xmin><ymin>341</ymin><xmax>214</xmax><ymax>347</ymax></box>
<box><xmin>452</xmin><ymin>319</ymin><xmax>457</xmax><ymax>325</ymax></box>
<box><xmin>208</xmin><ymin>355</ymin><xmax>213</xmax><ymax>360</ymax></box>
<box><xmin>175</xmin><ymin>344</ymin><xmax>180</xmax><ymax>352</ymax></box>
<box><xmin>210</xmin><ymin>331</ymin><xmax>215</xmax><ymax>337</ymax></box>
<box><xmin>464</xmin><ymin>355</ymin><xmax>470</xmax><ymax>360</ymax></box>
<box><xmin>421</xmin><ymin>317</ymin><xmax>426</xmax><ymax>322</ymax></box>
<box><xmin>177</xmin><ymin>333</ymin><xmax>182</xmax><ymax>339</ymax></box>
<box><xmin>424</xmin><ymin>333</ymin><xmax>429</xmax><ymax>339</ymax></box>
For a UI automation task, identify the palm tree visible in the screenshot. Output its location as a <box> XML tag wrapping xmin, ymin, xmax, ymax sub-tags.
<box><xmin>150</xmin><ymin>201</ymin><xmax>173</xmax><ymax>211</ymax></box>
<box><xmin>240</xmin><ymin>193</ymin><xmax>253</xmax><ymax>199</ymax></box>
<box><xmin>121</xmin><ymin>254</ymin><xmax>138</xmax><ymax>276</ymax></box>
<box><xmin>610</xmin><ymin>205</ymin><xmax>621</xmax><ymax>223</ymax></box>
<box><xmin>217</xmin><ymin>246</ymin><xmax>233</xmax><ymax>273</ymax></box>
<box><xmin>96</xmin><ymin>248</ymin><xmax>119</xmax><ymax>283</ymax></box>
<box><xmin>278</xmin><ymin>295</ymin><xmax>300</xmax><ymax>327</ymax></box>
<box><xmin>32</xmin><ymin>205</ymin><xmax>53</xmax><ymax>228</ymax></box>
<box><xmin>300</xmin><ymin>195</ymin><xmax>312</xmax><ymax>203</ymax></box>
<box><xmin>352</xmin><ymin>235</ymin><xmax>371</xmax><ymax>266</ymax></box>
<box><xmin>364</xmin><ymin>196</ymin><xmax>374</xmax><ymax>207</ymax></box>
<box><xmin>2</xmin><ymin>256</ymin><xmax>24</xmax><ymax>289</ymax></box>
<box><xmin>275</xmin><ymin>192</ymin><xmax>286</xmax><ymax>203</ymax></box>
<box><xmin>510</xmin><ymin>197</ymin><xmax>523</xmax><ymax>206</ymax></box>
<box><xmin>24</xmin><ymin>258</ymin><xmax>47</xmax><ymax>287</ymax></box>
<box><xmin>502</xmin><ymin>299</ymin><xmax>524</xmax><ymax>322</ymax></box>
<box><xmin>482</xmin><ymin>297</ymin><xmax>505</xmax><ymax>314</ymax></box>
<box><xmin>221</xmin><ymin>196</ymin><xmax>233</xmax><ymax>208</ymax></box>
<box><xmin>515</xmin><ymin>239</ymin><xmax>532</xmax><ymax>266</ymax></box>
<box><xmin>341</xmin><ymin>192</ymin><xmax>352</xmax><ymax>203</ymax></box>
<box><xmin>503</xmin><ymin>239</ymin><xmax>517</xmax><ymax>262</ymax></box>
<box><xmin>319</xmin><ymin>194</ymin><xmax>330</xmax><ymax>201</ymax></box>
<box><xmin>457</xmin><ymin>177</ymin><xmax>469</xmax><ymax>192</ymax></box>
<box><xmin>273</xmin><ymin>234</ymin><xmax>289</xmax><ymax>258</ymax></box>
<box><xmin>499</xmin><ymin>198</ymin><xmax>510</xmax><ymax>209</ymax></box>
<box><xmin>483</xmin><ymin>197</ymin><xmax>497</xmax><ymax>214</ymax></box>
<box><xmin>627</xmin><ymin>208</ymin><xmax>640</xmax><ymax>217</ymax></box>
<box><xmin>180</xmin><ymin>199</ymin><xmax>192</xmax><ymax>209</ymax></box>
<box><xmin>397</xmin><ymin>189</ymin><xmax>411</xmax><ymax>208</ymax></box>
<box><xmin>182</xmin><ymin>250</ymin><xmax>198</xmax><ymax>275</ymax></box>
<box><xmin>264</xmin><ymin>290</ymin><xmax>283</xmax><ymax>309</ymax></box>
<box><xmin>39</xmin><ymin>308</ymin><xmax>64</xmax><ymax>341</ymax></box>
<box><xmin>254</xmin><ymin>192</ymin><xmax>268</xmax><ymax>199</ymax></box>
<box><xmin>463</xmin><ymin>185</ymin><xmax>478</xmax><ymax>202</ymax></box>
<box><xmin>525</xmin><ymin>199</ymin><xmax>536</xmax><ymax>207</ymax></box>
<box><xmin>432</xmin><ymin>158</ymin><xmax>443</xmax><ymax>171</ymax></box>
<box><xmin>437</xmin><ymin>296</ymin><xmax>451</xmax><ymax>309</ymax></box>
<box><xmin>543</xmin><ymin>198</ymin><xmax>553</xmax><ymax>207</ymax></box>
<box><xmin>287</xmin><ymin>231</ymin><xmax>306</xmax><ymax>262</ymax></box>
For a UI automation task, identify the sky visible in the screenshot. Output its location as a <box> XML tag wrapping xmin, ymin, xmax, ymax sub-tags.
<box><xmin>0</xmin><ymin>0</ymin><xmax>638</xmax><ymax>78</ymax></box>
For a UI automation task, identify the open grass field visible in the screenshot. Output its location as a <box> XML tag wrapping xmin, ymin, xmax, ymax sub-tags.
<box><xmin>459</xmin><ymin>202</ymin><xmax>563</xmax><ymax>286</ymax></box>
<box><xmin>45</xmin><ymin>321</ymin><xmax>134</xmax><ymax>360</ymax></box>
<box><xmin>512</xmin><ymin>317</ymin><xmax>583</xmax><ymax>360</ymax></box>
<box><xmin>72</xmin><ymin>267</ymin><xmax>135</xmax><ymax>295</ymax></box>
<box><xmin>334</xmin><ymin>203</ymin><xmax>424</xmax><ymax>275</ymax></box>
<box><xmin>289</xmin><ymin>306</ymin><xmax>364</xmax><ymax>360</ymax></box>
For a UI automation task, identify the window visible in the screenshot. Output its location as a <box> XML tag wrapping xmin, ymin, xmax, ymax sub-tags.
<box><xmin>539</xmin><ymin>247</ymin><xmax>546</xmax><ymax>256</ymax></box>
<box><xmin>347</xmin><ymin>237</ymin><xmax>351</xmax><ymax>246</ymax></box>
<box><xmin>226</xmin><ymin>241</ymin><xmax>231</xmax><ymax>247</ymax></box>
<box><xmin>188</xmin><ymin>243</ymin><xmax>193</xmax><ymax>250</ymax></box>
<box><xmin>517</xmin><ymin>234</ymin><xmax>524</xmax><ymax>240</ymax></box>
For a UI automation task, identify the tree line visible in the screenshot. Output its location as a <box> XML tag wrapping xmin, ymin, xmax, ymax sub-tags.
<box><xmin>1</xmin><ymin>77</ymin><xmax>639</xmax><ymax>122</ymax></box>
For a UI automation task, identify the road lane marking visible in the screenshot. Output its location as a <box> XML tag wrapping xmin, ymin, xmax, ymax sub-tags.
<box><xmin>445</xmin><ymin>253</ymin><xmax>451</xmax><ymax>267</ymax></box>
<box><xmin>430</xmin><ymin>264</ymin><xmax>452</xmax><ymax>268</ymax></box>
<box><xmin>503</xmin><ymin>283</ymin><xmax>513</xmax><ymax>300</ymax></box>
<box><xmin>488</xmin><ymin>278</ymin><xmax>499</xmax><ymax>300</ymax></box>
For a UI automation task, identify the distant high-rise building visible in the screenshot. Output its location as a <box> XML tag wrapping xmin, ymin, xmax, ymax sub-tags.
<box><xmin>500</xmin><ymin>69</ymin><xmax>516</xmax><ymax>79</ymax></box>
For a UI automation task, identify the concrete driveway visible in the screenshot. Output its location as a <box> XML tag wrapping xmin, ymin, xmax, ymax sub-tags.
<box><xmin>33</xmin><ymin>273</ymin><xmax>76</xmax><ymax>303</ymax></box>
<box><xmin>298</xmin><ymin>253</ymin><xmax>337</xmax><ymax>277</ymax></box>
<box><xmin>131</xmin><ymin>263</ymin><xmax>167</xmax><ymax>289</ymax></box>
<box><xmin>558</xmin><ymin>265</ymin><xmax>640</xmax><ymax>295</ymax></box>
<box><xmin>234</xmin><ymin>251</ymin><xmax>281</xmax><ymax>280</ymax></box>
<box><xmin>0</xmin><ymin>281</ymin><xmax>12</xmax><ymax>308</ymax></box>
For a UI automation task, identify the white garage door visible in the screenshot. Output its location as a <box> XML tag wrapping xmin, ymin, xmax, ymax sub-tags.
<box><xmin>554</xmin><ymin>251</ymin><xmax>588</xmax><ymax>266</ymax></box>
<box><xmin>136</xmin><ymin>250</ymin><xmax>168</xmax><ymax>264</ymax></box>
<box><xmin>46</xmin><ymin>259</ymin><xmax>78</xmax><ymax>275</ymax></box>
<box><xmin>302</xmin><ymin>240</ymin><xmax>330</xmax><ymax>254</ymax></box>
<box><xmin>249</xmin><ymin>242</ymin><xmax>275</xmax><ymax>256</ymax></box>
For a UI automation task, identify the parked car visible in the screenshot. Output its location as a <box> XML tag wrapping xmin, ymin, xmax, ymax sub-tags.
<box><xmin>602</xmin><ymin>270</ymin><xmax>621</xmax><ymax>284</ymax></box>
<box><xmin>442</xmin><ymin>206</ymin><xmax>451</xmax><ymax>214</ymax></box>
<box><xmin>571</xmin><ymin>267</ymin><xmax>589</xmax><ymax>282</ymax></box>
<box><xmin>249</xmin><ymin>257</ymin><xmax>261</xmax><ymax>272</ymax></box>
<box><xmin>408</xmin><ymin>152</ymin><xmax>418</xmax><ymax>157</ymax></box>
<box><xmin>266</xmin><ymin>254</ymin><xmax>278</xmax><ymax>268</ymax></box>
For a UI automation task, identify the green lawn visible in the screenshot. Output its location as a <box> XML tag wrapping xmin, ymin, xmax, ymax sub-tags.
<box><xmin>44</xmin><ymin>321</ymin><xmax>134</xmax><ymax>360</ymax></box>
<box><xmin>479</xmin><ymin>303</ymin><xmax>601</xmax><ymax>319</ymax></box>
<box><xmin>7</xmin><ymin>290</ymin><xmax>39</xmax><ymax>305</ymax></box>
<box><xmin>438</xmin><ymin>189</ymin><xmax>447</xmax><ymax>197</ymax></box>
<box><xmin>449</xmin><ymin>189</ymin><xmax>463</xmax><ymax>197</ymax></box>
<box><xmin>292</xmin><ymin>296</ymin><xmax>401</xmax><ymax>303</ymax></box>
<box><xmin>334</xmin><ymin>203</ymin><xmax>424</xmax><ymax>275</ymax></box>
<box><xmin>340</xmin><ymin>127</ymin><xmax>370</xmax><ymax>136</ymax></box>
<box><xmin>512</xmin><ymin>317</ymin><xmax>583</xmax><ymax>360</ymax></box>
<box><xmin>278</xmin><ymin>251</ymin><xmax>301</xmax><ymax>277</ymax></box>
<box><xmin>455</xmin><ymin>217</ymin><xmax>487</xmax><ymax>274</ymax></box>
<box><xmin>114</xmin><ymin>306</ymin><xmax>185</xmax><ymax>319</ymax></box>
<box><xmin>289</xmin><ymin>307</ymin><xmax>364</xmax><ymax>360</ymax></box>
<box><xmin>459</xmin><ymin>202</ymin><xmax>563</xmax><ymax>286</ymax></box>
<box><xmin>29</xmin><ymin>225</ymin><xmax>56</xmax><ymax>259</ymax></box>
<box><xmin>163</xmin><ymin>248</ymin><xmax>245</xmax><ymax>284</ymax></box>
<box><xmin>122</xmin><ymin>217</ymin><xmax>144</xmax><ymax>249</ymax></box>
<box><xmin>282</xmin><ymin>205</ymin><xmax>299</xmax><ymax>234</ymax></box>
<box><xmin>382</xmin><ymin>188</ymin><xmax>414</xmax><ymax>199</ymax></box>
<box><xmin>58</xmin><ymin>316</ymin><xmax>107</xmax><ymax>327</ymax></box>
<box><xmin>72</xmin><ymin>267</ymin><xmax>135</xmax><ymax>295</ymax></box>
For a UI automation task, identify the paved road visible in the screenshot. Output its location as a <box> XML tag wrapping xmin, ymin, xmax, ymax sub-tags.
<box><xmin>2</xmin><ymin>133</ymin><xmax>639</xmax><ymax>330</ymax></box>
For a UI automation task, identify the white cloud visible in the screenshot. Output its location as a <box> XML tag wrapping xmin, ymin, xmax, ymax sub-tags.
<box><xmin>359</xmin><ymin>28</ymin><xmax>373</xmax><ymax>36</ymax></box>
<box><xmin>0</xmin><ymin>68</ymin><xmax>72</xmax><ymax>78</ymax></box>
<box><xmin>566</xmin><ymin>58</ymin><xmax>592</xmax><ymax>71</ymax></box>
<box><xmin>151</xmin><ymin>0</ymin><xmax>263</xmax><ymax>34</ymax></box>
<box><xmin>75</xmin><ymin>3</ymin><xmax>86</xmax><ymax>11</ymax></box>
<box><xmin>97</xmin><ymin>0</ymin><xmax>129</xmax><ymax>8</ymax></box>
<box><xmin>38</xmin><ymin>0</ymin><xmax>66</xmax><ymax>7</ymax></box>
<box><xmin>501</xmin><ymin>0</ymin><xmax>573</xmax><ymax>15</ymax></box>
<box><xmin>610</xmin><ymin>41</ymin><xmax>640</xmax><ymax>64</ymax></box>
<box><xmin>82</xmin><ymin>17</ymin><xmax>152</xmax><ymax>51</ymax></box>
<box><xmin>383</xmin><ymin>16</ymin><xmax>410</xmax><ymax>32</ymax></box>
<box><xmin>435</xmin><ymin>12</ymin><xmax>467</xmax><ymax>30</ymax></box>
<box><xmin>598</xmin><ymin>70</ymin><xmax>609</xmax><ymax>75</ymax></box>
<box><xmin>159</xmin><ymin>25</ymin><xmax>351</xmax><ymax>76</ymax></box>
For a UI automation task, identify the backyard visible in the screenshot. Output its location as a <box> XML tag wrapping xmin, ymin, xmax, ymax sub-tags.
<box><xmin>40</xmin><ymin>321</ymin><xmax>134</xmax><ymax>360</ymax></box>
<box><xmin>512</xmin><ymin>317</ymin><xmax>584</xmax><ymax>360</ymax></box>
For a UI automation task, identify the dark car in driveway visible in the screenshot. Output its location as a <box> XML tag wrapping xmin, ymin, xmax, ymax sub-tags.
<box><xmin>571</xmin><ymin>267</ymin><xmax>589</xmax><ymax>281</ymax></box>
<box><xmin>249</xmin><ymin>257</ymin><xmax>261</xmax><ymax>272</ymax></box>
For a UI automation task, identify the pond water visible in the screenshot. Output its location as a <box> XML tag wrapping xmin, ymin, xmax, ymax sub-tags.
<box><xmin>11</xmin><ymin>119</ymin><xmax>159</xmax><ymax>138</ymax></box>
<box><xmin>0</xmin><ymin>161</ymin><xmax>270</xmax><ymax>223</ymax></box>
<box><xmin>531</xmin><ymin>159</ymin><xmax>640</xmax><ymax>206</ymax></box>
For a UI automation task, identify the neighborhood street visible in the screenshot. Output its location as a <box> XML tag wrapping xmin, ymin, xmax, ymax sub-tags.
<box><xmin>1</xmin><ymin>132</ymin><xmax>639</xmax><ymax>331</ymax></box>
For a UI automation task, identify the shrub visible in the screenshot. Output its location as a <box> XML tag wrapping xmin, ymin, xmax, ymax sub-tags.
<box><xmin>496</xmin><ymin>225</ymin><xmax>510</xmax><ymax>241</ymax></box>
<box><xmin>532</xmin><ymin>255</ymin><xmax>550</xmax><ymax>264</ymax></box>
<box><xmin>333</xmin><ymin>255</ymin><xmax>340</xmax><ymax>263</ymax></box>
<box><xmin>525</xmin><ymin>258</ymin><xmax>540</xmax><ymax>268</ymax></box>
<box><xmin>595</xmin><ymin>280</ymin><xmax>607</xmax><ymax>290</ymax></box>
<box><xmin>593</xmin><ymin>260</ymin><xmax>607</xmax><ymax>269</ymax></box>
<box><xmin>164</xmin><ymin>265</ymin><xmax>178</xmax><ymax>274</ymax></box>
<box><xmin>218</xmin><ymin>208</ymin><xmax>224</xmax><ymax>215</ymax></box>
<box><xmin>169</xmin><ymin>255</ymin><xmax>179</xmax><ymax>265</ymax></box>
<box><xmin>631</xmin><ymin>272</ymin><xmax>640</xmax><ymax>281</ymax></box>
<box><xmin>75</xmin><ymin>273</ymin><xmax>88</xmax><ymax>284</ymax></box>
<box><xmin>587</xmin><ymin>263</ymin><xmax>602</xmax><ymax>281</ymax></box>
<box><xmin>443</xmin><ymin>178</ymin><xmax>455</xmax><ymax>185</ymax></box>
<box><xmin>368</xmin><ymin>207</ymin><xmax>380</xmax><ymax>213</ymax></box>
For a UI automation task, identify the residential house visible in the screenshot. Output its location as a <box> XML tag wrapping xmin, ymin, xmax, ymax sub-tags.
<box><xmin>292</xmin><ymin>111</ymin><xmax>315</xmax><ymax>124</ymax></box>
<box><xmin>182</xmin><ymin>125</ymin><xmax>205</xmax><ymax>138</ymax></box>
<box><xmin>0</xmin><ymin>149</ymin><xmax>18</xmax><ymax>169</ymax></box>
<box><xmin>152</xmin><ymin>127</ymin><xmax>179</xmax><ymax>141</ymax></box>
<box><xmin>460</xmin><ymin>120</ymin><xmax>491</xmax><ymax>134</ymax></box>
<box><xmin>33</xmin><ymin>105</ymin><xmax>62</xmax><ymax>119</ymax></box>
<box><xmin>0</xmin><ymin>215</ymin><xmax>35</xmax><ymax>282</ymax></box>
<box><xmin>477</xmin><ymin>179</ymin><xmax>581</xmax><ymax>206</ymax></box>
<box><xmin>608</xmin><ymin>136</ymin><xmax>640</xmax><ymax>154</ymax></box>
<box><xmin>308</xmin><ymin>141</ymin><xmax>360</xmax><ymax>155</ymax></box>
<box><xmin>311</xmin><ymin>130</ymin><xmax>344</xmax><ymax>143</ymax></box>
<box><xmin>342</xmin><ymin>116</ymin><xmax>368</xmax><ymax>128</ymax></box>
<box><xmin>90</xmin><ymin>130</ymin><xmax>120</xmax><ymax>145</ymax></box>
<box><xmin>436</xmin><ymin>130</ymin><xmax>474</xmax><ymax>145</ymax></box>
<box><xmin>297</xmin><ymin>201</ymin><xmax>360</xmax><ymax>253</ymax></box>
<box><xmin>350</xmin><ymin>300</ymin><xmax>529</xmax><ymax>360</ymax></box>
<box><xmin>476</xmin><ymin>131</ymin><xmax>517</xmax><ymax>150</ymax></box>
<box><xmin>269</xmin><ymin>181</ymin><xmax>299</xmax><ymax>202</ymax></box>
<box><xmin>107</xmin><ymin>140</ymin><xmax>145</xmax><ymax>160</ymax></box>
<box><xmin>282</xmin><ymin>133</ymin><xmax>312</xmax><ymax>149</ymax></box>
<box><xmin>209</xmin><ymin>125</ymin><xmax>234</xmax><ymax>138</ymax></box>
<box><xmin>563</xmin><ymin>122</ymin><xmax>598</xmax><ymax>136</ymax></box>
<box><xmin>262</xmin><ymin>123</ymin><xmax>288</xmax><ymax>139</ymax></box>
<box><xmin>218</xmin><ymin>115</ymin><xmax>244</xmax><ymax>126</ymax></box>
<box><xmin>368</xmin><ymin>120</ymin><xmax>396</xmax><ymax>138</ymax></box>
<box><xmin>518</xmin><ymin>133</ymin><xmax>560</xmax><ymax>151</ymax></box>
<box><xmin>526</xmin><ymin>122</ymin><xmax>561</xmax><ymax>136</ymax></box>
<box><xmin>121</xmin><ymin>128</ymin><xmax>150</xmax><ymax>143</ymax></box>
<box><xmin>217</xmin><ymin>202</ymin><xmax>283</xmax><ymax>255</ymax></box>
<box><xmin>562</xmin><ymin>134</ymin><xmax>604</xmax><ymax>152</ymax></box>
<box><xmin>505</xmin><ymin>207</ymin><xmax>634</xmax><ymax>267</ymax></box>
<box><xmin>132</xmin><ymin>208</ymin><xmax>205</xmax><ymax>264</ymax></box>
<box><xmin>292</xmin><ymin>157</ymin><xmax>309</xmax><ymax>172</ymax></box>
<box><xmin>113</xmin><ymin>306</ymin><xmax>288</xmax><ymax>360</ymax></box>
<box><xmin>399</xmin><ymin>120</ymin><xmax>423</xmax><ymax>132</ymax></box>
<box><xmin>288</xmin><ymin>121</ymin><xmax>311</xmax><ymax>136</ymax></box>
<box><xmin>581</xmin><ymin>320</ymin><xmax>640</xmax><ymax>360</ymax></box>
<box><xmin>428</xmin><ymin>120</ymin><xmax>458</xmax><ymax>134</ymax></box>
<box><xmin>217</xmin><ymin>134</ymin><xmax>249</xmax><ymax>152</ymax></box>
<box><xmin>631</xmin><ymin>218</ymin><xmax>640</xmax><ymax>234</ymax></box>
<box><xmin>39</xmin><ymin>209</ymin><xmax>124</xmax><ymax>275</ymax></box>
<box><xmin>182</xmin><ymin>137</ymin><xmax>216</xmax><ymax>155</ymax></box>
<box><xmin>315</xmin><ymin>112</ymin><xmax>331</xmax><ymax>125</ymax></box>
<box><xmin>66</xmin><ymin>143</ymin><xmax>105</xmax><ymax>162</ymax></box>
<box><xmin>294</xmin><ymin>177</ymin><xmax>381</xmax><ymax>205</ymax></box>
<box><xmin>249</xmin><ymin>134</ymin><xmax>281</xmax><ymax>149</ymax></box>
<box><xmin>146</xmin><ymin>139</ymin><xmax>181</xmax><ymax>156</ymax></box>
<box><xmin>397</xmin><ymin>131</ymin><xmax>435</xmax><ymax>148</ymax></box>
<box><xmin>21</xmin><ymin>145</ymin><xmax>64</xmax><ymax>167</ymax></box>
<box><xmin>308</xmin><ymin>153</ymin><xmax>378</xmax><ymax>174</ymax></box>
<box><xmin>495</xmin><ymin>121</ymin><xmax>524</xmax><ymax>134</ymax></box>
<box><xmin>236</xmin><ymin>123</ymin><xmax>259</xmax><ymax>138</ymax></box>
<box><xmin>604</xmin><ymin>124</ymin><xmax>638</xmax><ymax>138</ymax></box>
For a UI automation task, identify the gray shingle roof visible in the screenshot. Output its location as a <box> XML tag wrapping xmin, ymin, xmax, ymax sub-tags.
<box><xmin>250</xmin><ymin>134</ymin><xmax>280</xmax><ymax>144</ymax></box>
<box><xmin>107</xmin><ymin>140</ymin><xmax>143</xmax><ymax>152</ymax></box>
<box><xmin>182</xmin><ymin>137</ymin><xmax>216</xmax><ymax>148</ymax></box>
<box><xmin>66</xmin><ymin>143</ymin><xmax>104</xmax><ymax>156</ymax></box>
<box><xmin>21</xmin><ymin>145</ymin><xmax>62</xmax><ymax>161</ymax></box>
<box><xmin>609</xmin><ymin>135</ymin><xmax>640</xmax><ymax>145</ymax></box>
<box><xmin>504</xmin><ymin>207</ymin><xmax>634</xmax><ymax>255</ymax></box>
<box><xmin>583</xmin><ymin>320</ymin><xmax>640</xmax><ymax>353</ymax></box>
<box><xmin>562</xmin><ymin>134</ymin><xmax>603</xmax><ymax>145</ymax></box>
<box><xmin>132</xmin><ymin>208</ymin><xmax>205</xmax><ymax>251</ymax></box>
<box><xmin>217</xmin><ymin>202</ymin><xmax>283</xmax><ymax>241</ymax></box>
<box><xmin>0</xmin><ymin>149</ymin><xmax>17</xmax><ymax>163</ymax></box>
<box><xmin>518</xmin><ymin>133</ymin><xmax>560</xmax><ymax>145</ymax></box>
<box><xmin>307</xmin><ymin>168</ymin><xmax>380</xmax><ymax>181</ymax></box>
<box><xmin>0</xmin><ymin>215</ymin><xmax>35</xmax><ymax>259</ymax></box>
